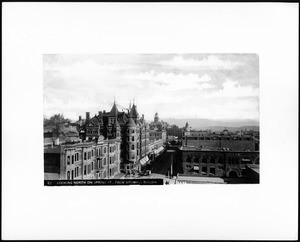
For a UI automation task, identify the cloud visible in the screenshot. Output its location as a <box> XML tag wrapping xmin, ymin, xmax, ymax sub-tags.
<box><xmin>43</xmin><ymin>54</ymin><xmax>259</xmax><ymax>121</ymax></box>
<box><xmin>125</xmin><ymin>71</ymin><xmax>215</xmax><ymax>91</ymax></box>
<box><xmin>159</xmin><ymin>55</ymin><xmax>244</xmax><ymax>70</ymax></box>
<box><xmin>202</xmin><ymin>78</ymin><xmax>259</xmax><ymax>98</ymax></box>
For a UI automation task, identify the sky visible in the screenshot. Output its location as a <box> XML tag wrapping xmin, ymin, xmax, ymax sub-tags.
<box><xmin>43</xmin><ymin>54</ymin><xmax>259</xmax><ymax>122</ymax></box>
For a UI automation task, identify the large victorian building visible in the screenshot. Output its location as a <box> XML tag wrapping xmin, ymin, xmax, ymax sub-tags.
<box><xmin>78</xmin><ymin>101</ymin><xmax>152</xmax><ymax>174</ymax></box>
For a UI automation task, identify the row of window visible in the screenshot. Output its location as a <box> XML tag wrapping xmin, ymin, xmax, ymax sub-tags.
<box><xmin>185</xmin><ymin>165</ymin><xmax>218</xmax><ymax>175</ymax></box>
<box><xmin>186</xmin><ymin>156</ymin><xmax>257</xmax><ymax>165</ymax></box>
<box><xmin>67</xmin><ymin>167</ymin><xmax>80</xmax><ymax>180</ymax></box>
<box><xmin>87</xmin><ymin>129</ymin><xmax>99</xmax><ymax>135</ymax></box>
<box><xmin>67</xmin><ymin>153</ymin><xmax>80</xmax><ymax>165</ymax></box>
<box><xmin>66</xmin><ymin>144</ymin><xmax>118</xmax><ymax>165</ymax></box>
<box><xmin>66</xmin><ymin>158</ymin><xmax>117</xmax><ymax>179</ymax></box>
<box><xmin>185</xmin><ymin>137</ymin><xmax>253</xmax><ymax>141</ymax></box>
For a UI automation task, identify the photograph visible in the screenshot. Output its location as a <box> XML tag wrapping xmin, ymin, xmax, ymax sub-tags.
<box><xmin>44</xmin><ymin>54</ymin><xmax>260</xmax><ymax>185</ymax></box>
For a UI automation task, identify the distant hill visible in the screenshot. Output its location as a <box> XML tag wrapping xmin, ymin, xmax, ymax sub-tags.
<box><xmin>162</xmin><ymin>118</ymin><xmax>259</xmax><ymax>131</ymax></box>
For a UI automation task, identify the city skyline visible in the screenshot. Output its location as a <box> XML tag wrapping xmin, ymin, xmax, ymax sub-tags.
<box><xmin>43</xmin><ymin>54</ymin><xmax>259</xmax><ymax>121</ymax></box>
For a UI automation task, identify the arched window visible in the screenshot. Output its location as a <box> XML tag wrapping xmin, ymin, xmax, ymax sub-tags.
<box><xmin>210</xmin><ymin>157</ymin><xmax>215</xmax><ymax>164</ymax></box>
<box><xmin>202</xmin><ymin>157</ymin><xmax>207</xmax><ymax>163</ymax></box>
<box><xmin>67</xmin><ymin>171</ymin><xmax>70</xmax><ymax>180</ymax></box>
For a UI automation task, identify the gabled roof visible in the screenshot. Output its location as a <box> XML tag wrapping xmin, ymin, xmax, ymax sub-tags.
<box><xmin>86</xmin><ymin>115</ymin><xmax>101</xmax><ymax>126</ymax></box>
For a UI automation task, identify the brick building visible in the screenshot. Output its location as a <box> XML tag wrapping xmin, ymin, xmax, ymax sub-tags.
<box><xmin>44</xmin><ymin>136</ymin><xmax>121</xmax><ymax>180</ymax></box>
<box><xmin>180</xmin><ymin>147</ymin><xmax>259</xmax><ymax>178</ymax></box>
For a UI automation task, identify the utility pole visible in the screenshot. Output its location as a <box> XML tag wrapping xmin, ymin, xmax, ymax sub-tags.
<box><xmin>167</xmin><ymin>150</ymin><xmax>176</xmax><ymax>178</ymax></box>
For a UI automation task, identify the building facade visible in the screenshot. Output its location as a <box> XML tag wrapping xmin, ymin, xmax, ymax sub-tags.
<box><xmin>180</xmin><ymin>147</ymin><xmax>259</xmax><ymax>178</ymax></box>
<box><xmin>78</xmin><ymin>101</ymin><xmax>155</xmax><ymax>174</ymax></box>
<box><xmin>44</xmin><ymin>136</ymin><xmax>121</xmax><ymax>180</ymax></box>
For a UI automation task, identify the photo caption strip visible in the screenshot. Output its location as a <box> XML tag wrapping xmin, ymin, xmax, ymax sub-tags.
<box><xmin>45</xmin><ymin>179</ymin><xmax>164</xmax><ymax>186</ymax></box>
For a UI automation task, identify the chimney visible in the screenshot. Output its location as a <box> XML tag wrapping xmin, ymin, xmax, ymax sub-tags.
<box><xmin>86</xmin><ymin>112</ymin><xmax>90</xmax><ymax>120</ymax></box>
<box><xmin>79</xmin><ymin>115</ymin><xmax>82</xmax><ymax>121</ymax></box>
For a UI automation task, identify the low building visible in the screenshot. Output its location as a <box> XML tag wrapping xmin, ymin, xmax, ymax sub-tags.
<box><xmin>44</xmin><ymin>136</ymin><xmax>121</xmax><ymax>180</ymax></box>
<box><xmin>149</xmin><ymin>130</ymin><xmax>167</xmax><ymax>143</ymax></box>
<box><xmin>180</xmin><ymin>146</ymin><xmax>259</xmax><ymax>178</ymax></box>
<box><xmin>166</xmin><ymin>125</ymin><xmax>184</xmax><ymax>139</ymax></box>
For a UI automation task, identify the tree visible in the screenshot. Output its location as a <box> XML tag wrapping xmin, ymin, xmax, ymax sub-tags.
<box><xmin>44</xmin><ymin>114</ymin><xmax>71</xmax><ymax>136</ymax></box>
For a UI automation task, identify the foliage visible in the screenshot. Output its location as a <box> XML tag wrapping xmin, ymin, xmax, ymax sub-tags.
<box><xmin>44</xmin><ymin>114</ymin><xmax>71</xmax><ymax>136</ymax></box>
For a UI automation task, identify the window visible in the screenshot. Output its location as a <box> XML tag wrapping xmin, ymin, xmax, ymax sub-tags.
<box><xmin>209</xmin><ymin>167</ymin><xmax>215</xmax><ymax>175</ymax></box>
<box><xmin>84</xmin><ymin>152</ymin><xmax>87</xmax><ymax>160</ymax></box>
<box><xmin>104</xmin><ymin>147</ymin><xmax>106</xmax><ymax>153</ymax></box>
<box><xmin>103</xmin><ymin>158</ymin><xmax>106</xmax><ymax>166</ymax></box>
<box><xmin>202</xmin><ymin>166</ymin><xmax>207</xmax><ymax>174</ymax></box>
<box><xmin>67</xmin><ymin>156</ymin><xmax>70</xmax><ymax>165</ymax></box>
<box><xmin>92</xmin><ymin>162</ymin><xmax>94</xmax><ymax>170</ymax></box>
<box><xmin>132</xmin><ymin>136</ymin><xmax>134</xmax><ymax>141</ymax></box>
<box><xmin>84</xmin><ymin>165</ymin><xmax>87</xmax><ymax>175</ymax></box>
<box><xmin>72</xmin><ymin>155</ymin><xmax>74</xmax><ymax>164</ymax></box>
<box><xmin>67</xmin><ymin>171</ymin><xmax>70</xmax><ymax>180</ymax></box>
<box><xmin>71</xmin><ymin>170</ymin><xmax>74</xmax><ymax>180</ymax></box>
<box><xmin>109</xmin><ymin>157</ymin><xmax>112</xmax><ymax>164</ymax></box>
<box><xmin>131</xmin><ymin>144</ymin><xmax>135</xmax><ymax>150</ymax></box>
<box><xmin>92</xmin><ymin>150</ymin><xmax>94</xmax><ymax>157</ymax></box>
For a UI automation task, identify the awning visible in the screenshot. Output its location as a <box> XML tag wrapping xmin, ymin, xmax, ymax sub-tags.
<box><xmin>140</xmin><ymin>156</ymin><xmax>149</xmax><ymax>165</ymax></box>
<box><xmin>193</xmin><ymin>165</ymin><xmax>199</xmax><ymax>171</ymax></box>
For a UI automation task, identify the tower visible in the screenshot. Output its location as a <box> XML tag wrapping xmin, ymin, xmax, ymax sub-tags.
<box><xmin>154</xmin><ymin>112</ymin><xmax>159</xmax><ymax>123</ymax></box>
<box><xmin>125</xmin><ymin>114</ymin><xmax>137</xmax><ymax>172</ymax></box>
<box><xmin>130</xmin><ymin>101</ymin><xmax>139</xmax><ymax>122</ymax></box>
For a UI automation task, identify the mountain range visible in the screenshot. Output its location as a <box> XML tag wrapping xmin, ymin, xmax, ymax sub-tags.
<box><xmin>160</xmin><ymin>118</ymin><xmax>259</xmax><ymax>131</ymax></box>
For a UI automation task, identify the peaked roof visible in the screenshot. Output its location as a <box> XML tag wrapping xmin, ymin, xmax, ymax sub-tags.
<box><xmin>126</xmin><ymin>115</ymin><xmax>136</xmax><ymax>127</ymax></box>
<box><xmin>130</xmin><ymin>103</ymin><xmax>139</xmax><ymax>117</ymax></box>
<box><xmin>86</xmin><ymin>115</ymin><xmax>101</xmax><ymax>126</ymax></box>
<box><xmin>114</xmin><ymin>119</ymin><xmax>120</xmax><ymax>128</ymax></box>
<box><xmin>109</xmin><ymin>101</ymin><xmax>119</xmax><ymax>116</ymax></box>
